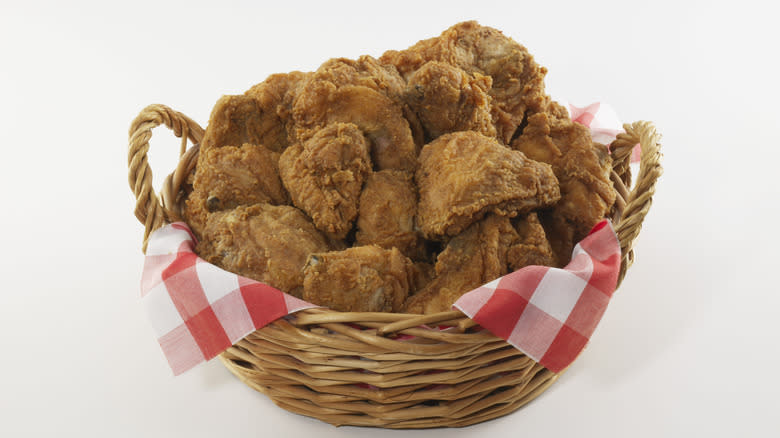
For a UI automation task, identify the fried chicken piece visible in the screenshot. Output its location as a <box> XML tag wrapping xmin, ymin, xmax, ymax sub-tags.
<box><xmin>278</xmin><ymin>122</ymin><xmax>371</xmax><ymax>238</ymax></box>
<box><xmin>403</xmin><ymin>214</ymin><xmax>518</xmax><ymax>314</ymax></box>
<box><xmin>507</xmin><ymin>212</ymin><xmax>556</xmax><ymax>271</ymax></box>
<box><xmin>293</xmin><ymin>57</ymin><xmax>418</xmax><ymax>171</ymax></box>
<box><xmin>511</xmin><ymin>111</ymin><xmax>616</xmax><ymax>244</ymax></box>
<box><xmin>201</xmin><ymin>71</ymin><xmax>308</xmax><ymax>153</ymax></box>
<box><xmin>538</xmin><ymin>209</ymin><xmax>577</xmax><ymax>268</ymax></box>
<box><xmin>302</xmin><ymin>245</ymin><xmax>414</xmax><ymax>312</ymax></box>
<box><xmin>416</xmin><ymin>131</ymin><xmax>560</xmax><ymax>239</ymax></box>
<box><xmin>196</xmin><ymin>204</ymin><xmax>330</xmax><ymax>297</ymax></box>
<box><xmin>355</xmin><ymin>170</ymin><xmax>426</xmax><ymax>260</ymax></box>
<box><xmin>182</xmin><ymin>143</ymin><xmax>288</xmax><ymax>238</ymax></box>
<box><xmin>381</xmin><ymin>21</ymin><xmax>549</xmax><ymax>143</ymax></box>
<box><xmin>305</xmin><ymin>56</ymin><xmax>407</xmax><ymax>101</ymax></box>
<box><xmin>404</xmin><ymin>61</ymin><xmax>496</xmax><ymax>140</ymax></box>
<box><xmin>300</xmin><ymin>56</ymin><xmax>426</xmax><ymax>150</ymax></box>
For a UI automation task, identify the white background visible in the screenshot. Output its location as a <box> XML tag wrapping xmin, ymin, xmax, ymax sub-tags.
<box><xmin>1</xmin><ymin>1</ymin><xmax>778</xmax><ymax>437</ymax></box>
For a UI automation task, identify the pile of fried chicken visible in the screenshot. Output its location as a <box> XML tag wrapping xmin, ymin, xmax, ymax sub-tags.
<box><xmin>182</xmin><ymin>21</ymin><xmax>616</xmax><ymax>315</ymax></box>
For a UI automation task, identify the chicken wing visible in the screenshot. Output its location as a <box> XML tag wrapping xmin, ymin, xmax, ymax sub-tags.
<box><xmin>302</xmin><ymin>245</ymin><xmax>414</xmax><ymax>312</ymax></box>
<box><xmin>278</xmin><ymin>122</ymin><xmax>371</xmax><ymax>239</ymax></box>
<box><xmin>403</xmin><ymin>214</ymin><xmax>518</xmax><ymax>314</ymax></box>
<box><xmin>182</xmin><ymin>143</ymin><xmax>288</xmax><ymax>238</ymax></box>
<box><xmin>381</xmin><ymin>21</ymin><xmax>550</xmax><ymax>143</ymax></box>
<box><xmin>196</xmin><ymin>204</ymin><xmax>330</xmax><ymax>297</ymax></box>
<box><xmin>511</xmin><ymin>111</ymin><xmax>616</xmax><ymax>247</ymax></box>
<box><xmin>416</xmin><ymin>131</ymin><xmax>560</xmax><ymax>239</ymax></box>
<box><xmin>355</xmin><ymin>170</ymin><xmax>426</xmax><ymax>260</ymax></box>
<box><xmin>404</xmin><ymin>61</ymin><xmax>496</xmax><ymax>140</ymax></box>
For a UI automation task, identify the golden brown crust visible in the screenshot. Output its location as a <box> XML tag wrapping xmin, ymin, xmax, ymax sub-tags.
<box><xmin>381</xmin><ymin>21</ymin><xmax>549</xmax><ymax>143</ymax></box>
<box><xmin>196</xmin><ymin>204</ymin><xmax>330</xmax><ymax>297</ymax></box>
<box><xmin>511</xmin><ymin>111</ymin><xmax>616</xmax><ymax>243</ymax></box>
<box><xmin>416</xmin><ymin>131</ymin><xmax>560</xmax><ymax>239</ymax></box>
<box><xmin>201</xmin><ymin>72</ymin><xmax>308</xmax><ymax>153</ymax></box>
<box><xmin>293</xmin><ymin>84</ymin><xmax>418</xmax><ymax>172</ymax></box>
<box><xmin>404</xmin><ymin>61</ymin><xmax>496</xmax><ymax>140</ymax></box>
<box><xmin>507</xmin><ymin>212</ymin><xmax>556</xmax><ymax>271</ymax></box>
<box><xmin>279</xmin><ymin>123</ymin><xmax>371</xmax><ymax>238</ymax></box>
<box><xmin>302</xmin><ymin>245</ymin><xmax>414</xmax><ymax>312</ymax></box>
<box><xmin>355</xmin><ymin>170</ymin><xmax>426</xmax><ymax>260</ymax></box>
<box><xmin>403</xmin><ymin>214</ymin><xmax>518</xmax><ymax>314</ymax></box>
<box><xmin>182</xmin><ymin>143</ymin><xmax>288</xmax><ymax>238</ymax></box>
<box><xmin>292</xmin><ymin>56</ymin><xmax>418</xmax><ymax>172</ymax></box>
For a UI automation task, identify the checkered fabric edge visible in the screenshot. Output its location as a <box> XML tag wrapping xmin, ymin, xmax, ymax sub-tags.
<box><xmin>141</xmin><ymin>223</ymin><xmax>317</xmax><ymax>375</ymax></box>
<box><xmin>453</xmin><ymin>220</ymin><xmax>621</xmax><ymax>373</ymax></box>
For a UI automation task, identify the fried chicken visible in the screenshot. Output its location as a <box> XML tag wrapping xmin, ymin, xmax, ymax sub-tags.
<box><xmin>511</xmin><ymin>111</ymin><xmax>616</xmax><ymax>248</ymax></box>
<box><xmin>403</xmin><ymin>214</ymin><xmax>518</xmax><ymax>314</ymax></box>
<box><xmin>201</xmin><ymin>71</ymin><xmax>308</xmax><ymax>153</ymax></box>
<box><xmin>292</xmin><ymin>57</ymin><xmax>418</xmax><ymax>171</ymax></box>
<box><xmin>416</xmin><ymin>131</ymin><xmax>560</xmax><ymax>239</ymax></box>
<box><xmin>355</xmin><ymin>170</ymin><xmax>426</xmax><ymax>260</ymax></box>
<box><xmin>404</xmin><ymin>61</ymin><xmax>496</xmax><ymax>140</ymax></box>
<box><xmin>279</xmin><ymin>122</ymin><xmax>371</xmax><ymax>239</ymax></box>
<box><xmin>381</xmin><ymin>21</ymin><xmax>550</xmax><ymax>143</ymax></box>
<box><xmin>182</xmin><ymin>143</ymin><xmax>288</xmax><ymax>238</ymax></box>
<box><xmin>302</xmin><ymin>245</ymin><xmax>414</xmax><ymax>312</ymax></box>
<box><xmin>196</xmin><ymin>204</ymin><xmax>330</xmax><ymax>298</ymax></box>
<box><xmin>507</xmin><ymin>212</ymin><xmax>556</xmax><ymax>271</ymax></box>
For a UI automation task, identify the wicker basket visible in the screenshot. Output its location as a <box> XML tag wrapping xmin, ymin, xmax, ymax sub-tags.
<box><xmin>127</xmin><ymin>104</ymin><xmax>662</xmax><ymax>428</ymax></box>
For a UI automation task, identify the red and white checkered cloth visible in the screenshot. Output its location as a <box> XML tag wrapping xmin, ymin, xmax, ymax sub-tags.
<box><xmin>453</xmin><ymin>220</ymin><xmax>620</xmax><ymax>373</ymax></box>
<box><xmin>139</xmin><ymin>101</ymin><xmax>628</xmax><ymax>376</ymax></box>
<box><xmin>141</xmin><ymin>223</ymin><xmax>317</xmax><ymax>375</ymax></box>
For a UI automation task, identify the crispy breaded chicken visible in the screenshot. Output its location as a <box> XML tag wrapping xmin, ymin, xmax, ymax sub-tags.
<box><xmin>293</xmin><ymin>57</ymin><xmax>419</xmax><ymax>171</ymax></box>
<box><xmin>279</xmin><ymin>122</ymin><xmax>371</xmax><ymax>239</ymax></box>
<box><xmin>403</xmin><ymin>214</ymin><xmax>518</xmax><ymax>314</ymax></box>
<box><xmin>416</xmin><ymin>131</ymin><xmax>560</xmax><ymax>239</ymax></box>
<box><xmin>381</xmin><ymin>21</ymin><xmax>550</xmax><ymax>143</ymax></box>
<box><xmin>302</xmin><ymin>245</ymin><xmax>414</xmax><ymax>312</ymax></box>
<box><xmin>355</xmin><ymin>170</ymin><xmax>426</xmax><ymax>260</ymax></box>
<box><xmin>182</xmin><ymin>143</ymin><xmax>288</xmax><ymax>238</ymax></box>
<box><xmin>511</xmin><ymin>111</ymin><xmax>616</xmax><ymax>250</ymax></box>
<box><xmin>201</xmin><ymin>71</ymin><xmax>308</xmax><ymax>153</ymax></box>
<box><xmin>404</xmin><ymin>61</ymin><xmax>496</xmax><ymax>140</ymax></box>
<box><xmin>197</xmin><ymin>204</ymin><xmax>330</xmax><ymax>297</ymax></box>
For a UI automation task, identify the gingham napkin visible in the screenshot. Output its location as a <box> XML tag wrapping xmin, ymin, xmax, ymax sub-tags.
<box><xmin>141</xmin><ymin>223</ymin><xmax>317</xmax><ymax>375</ymax></box>
<box><xmin>139</xmin><ymin>102</ymin><xmax>628</xmax><ymax>376</ymax></box>
<box><xmin>453</xmin><ymin>220</ymin><xmax>620</xmax><ymax>373</ymax></box>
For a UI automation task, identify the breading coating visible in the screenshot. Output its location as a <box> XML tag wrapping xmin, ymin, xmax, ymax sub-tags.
<box><xmin>201</xmin><ymin>71</ymin><xmax>308</xmax><ymax>152</ymax></box>
<box><xmin>355</xmin><ymin>170</ymin><xmax>425</xmax><ymax>260</ymax></box>
<box><xmin>196</xmin><ymin>204</ymin><xmax>330</xmax><ymax>297</ymax></box>
<box><xmin>404</xmin><ymin>61</ymin><xmax>496</xmax><ymax>140</ymax></box>
<box><xmin>302</xmin><ymin>245</ymin><xmax>414</xmax><ymax>312</ymax></box>
<box><xmin>416</xmin><ymin>131</ymin><xmax>560</xmax><ymax>239</ymax></box>
<box><xmin>511</xmin><ymin>111</ymin><xmax>616</xmax><ymax>244</ymax></box>
<box><xmin>403</xmin><ymin>214</ymin><xmax>518</xmax><ymax>314</ymax></box>
<box><xmin>181</xmin><ymin>22</ymin><xmax>620</xmax><ymax>315</ymax></box>
<box><xmin>293</xmin><ymin>56</ymin><xmax>418</xmax><ymax>171</ymax></box>
<box><xmin>279</xmin><ymin>122</ymin><xmax>372</xmax><ymax>238</ymax></box>
<box><xmin>507</xmin><ymin>212</ymin><xmax>556</xmax><ymax>271</ymax></box>
<box><xmin>182</xmin><ymin>143</ymin><xmax>288</xmax><ymax>238</ymax></box>
<box><xmin>381</xmin><ymin>21</ymin><xmax>549</xmax><ymax>143</ymax></box>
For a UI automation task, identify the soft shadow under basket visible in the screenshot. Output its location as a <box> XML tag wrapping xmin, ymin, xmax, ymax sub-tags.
<box><xmin>127</xmin><ymin>104</ymin><xmax>662</xmax><ymax>428</ymax></box>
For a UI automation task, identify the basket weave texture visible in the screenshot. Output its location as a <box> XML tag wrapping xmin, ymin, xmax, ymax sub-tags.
<box><xmin>128</xmin><ymin>104</ymin><xmax>662</xmax><ymax>428</ymax></box>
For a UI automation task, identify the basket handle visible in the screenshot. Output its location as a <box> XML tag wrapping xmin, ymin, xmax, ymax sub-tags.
<box><xmin>610</xmin><ymin>121</ymin><xmax>663</xmax><ymax>286</ymax></box>
<box><xmin>128</xmin><ymin>104</ymin><xmax>204</xmax><ymax>251</ymax></box>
